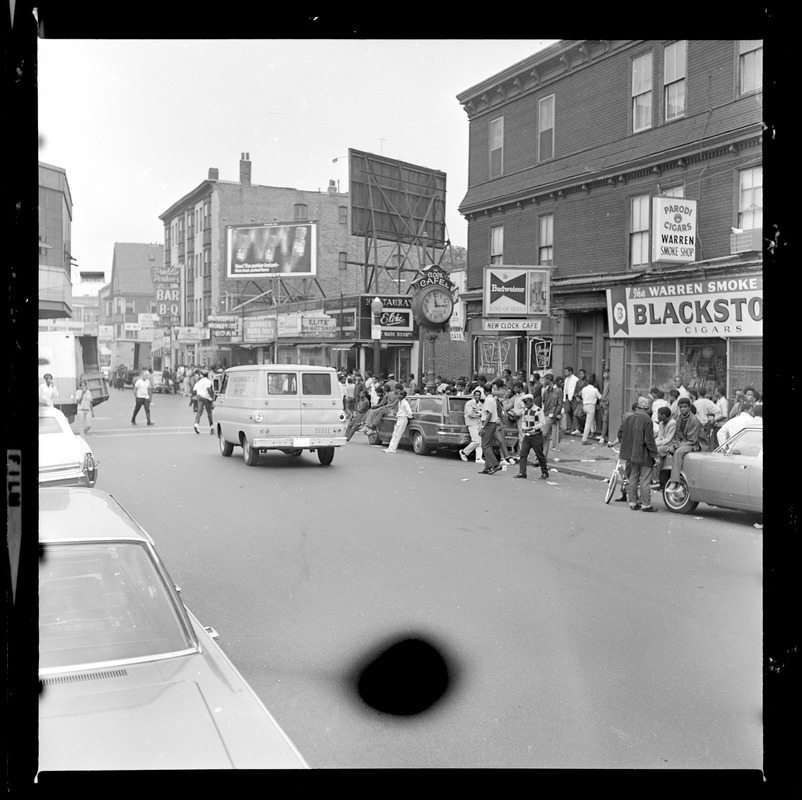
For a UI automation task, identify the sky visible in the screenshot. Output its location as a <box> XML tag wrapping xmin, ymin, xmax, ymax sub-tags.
<box><xmin>37</xmin><ymin>39</ymin><xmax>558</xmax><ymax>278</ymax></box>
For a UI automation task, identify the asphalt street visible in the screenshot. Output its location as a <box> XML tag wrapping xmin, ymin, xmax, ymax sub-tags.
<box><xmin>78</xmin><ymin>387</ymin><xmax>763</xmax><ymax>770</ymax></box>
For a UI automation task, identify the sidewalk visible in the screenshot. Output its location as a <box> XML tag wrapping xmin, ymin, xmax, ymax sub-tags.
<box><xmin>542</xmin><ymin>431</ymin><xmax>617</xmax><ymax>482</ymax></box>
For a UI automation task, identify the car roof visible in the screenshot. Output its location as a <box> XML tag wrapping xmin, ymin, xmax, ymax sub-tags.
<box><xmin>39</xmin><ymin>487</ymin><xmax>153</xmax><ymax>545</ymax></box>
<box><xmin>38</xmin><ymin>405</ymin><xmax>68</xmax><ymax>420</ymax></box>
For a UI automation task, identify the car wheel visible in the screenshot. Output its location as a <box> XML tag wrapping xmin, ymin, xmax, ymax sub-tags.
<box><xmin>317</xmin><ymin>447</ymin><xmax>335</xmax><ymax>465</ymax></box>
<box><xmin>662</xmin><ymin>476</ymin><xmax>698</xmax><ymax>514</ymax></box>
<box><xmin>367</xmin><ymin>429</ymin><xmax>380</xmax><ymax>446</ymax></box>
<box><xmin>218</xmin><ymin>429</ymin><xmax>234</xmax><ymax>457</ymax></box>
<box><xmin>241</xmin><ymin>435</ymin><xmax>259</xmax><ymax>466</ymax></box>
<box><xmin>411</xmin><ymin>430</ymin><xmax>429</xmax><ymax>455</ymax></box>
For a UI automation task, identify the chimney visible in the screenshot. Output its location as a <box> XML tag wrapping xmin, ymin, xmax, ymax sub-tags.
<box><xmin>208</xmin><ymin>168</ymin><xmax>219</xmax><ymax>180</ymax></box>
<box><xmin>327</xmin><ymin>179</ymin><xmax>338</xmax><ymax>195</ymax></box>
<box><xmin>240</xmin><ymin>152</ymin><xmax>251</xmax><ymax>187</ymax></box>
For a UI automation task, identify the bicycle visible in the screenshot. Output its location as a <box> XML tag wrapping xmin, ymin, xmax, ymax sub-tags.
<box><xmin>603</xmin><ymin>445</ymin><xmax>629</xmax><ymax>504</ymax></box>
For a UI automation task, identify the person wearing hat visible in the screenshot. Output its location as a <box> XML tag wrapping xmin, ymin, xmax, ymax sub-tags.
<box><xmin>459</xmin><ymin>387</ymin><xmax>485</xmax><ymax>463</ymax></box>
<box><xmin>665</xmin><ymin>396</ymin><xmax>702</xmax><ymax>490</ymax></box>
<box><xmin>512</xmin><ymin>394</ymin><xmax>550</xmax><ymax>480</ymax></box>
<box><xmin>616</xmin><ymin>395</ymin><xmax>659</xmax><ymax>511</ymax></box>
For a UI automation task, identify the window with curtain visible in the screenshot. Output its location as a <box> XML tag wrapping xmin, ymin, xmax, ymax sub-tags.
<box><xmin>738</xmin><ymin>167</ymin><xmax>762</xmax><ymax>231</ymax></box>
<box><xmin>538</xmin><ymin>95</ymin><xmax>554</xmax><ymax>162</ymax></box>
<box><xmin>538</xmin><ymin>214</ymin><xmax>553</xmax><ymax>265</ymax></box>
<box><xmin>632</xmin><ymin>52</ymin><xmax>653</xmax><ymax>132</ymax></box>
<box><xmin>739</xmin><ymin>40</ymin><xmax>763</xmax><ymax>95</ymax></box>
<box><xmin>489</xmin><ymin>117</ymin><xmax>504</xmax><ymax>179</ymax></box>
<box><xmin>490</xmin><ymin>226</ymin><xmax>504</xmax><ymax>265</ymax></box>
<box><xmin>663</xmin><ymin>40</ymin><xmax>686</xmax><ymax>121</ymax></box>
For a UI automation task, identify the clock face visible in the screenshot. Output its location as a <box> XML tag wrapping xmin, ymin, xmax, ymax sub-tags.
<box><xmin>419</xmin><ymin>287</ymin><xmax>454</xmax><ymax>324</ymax></box>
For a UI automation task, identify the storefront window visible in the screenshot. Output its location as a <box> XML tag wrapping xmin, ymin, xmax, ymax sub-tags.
<box><xmin>728</xmin><ymin>338</ymin><xmax>762</xmax><ymax>397</ymax></box>
<box><xmin>681</xmin><ymin>338</ymin><xmax>728</xmax><ymax>395</ymax></box>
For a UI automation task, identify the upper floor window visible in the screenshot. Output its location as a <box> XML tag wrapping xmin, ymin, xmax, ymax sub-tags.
<box><xmin>663</xmin><ymin>41</ymin><xmax>686</xmax><ymax>121</ymax></box>
<box><xmin>629</xmin><ymin>194</ymin><xmax>650</xmax><ymax>268</ymax></box>
<box><xmin>294</xmin><ymin>203</ymin><xmax>308</xmax><ymax>220</ymax></box>
<box><xmin>662</xmin><ymin>184</ymin><xmax>685</xmax><ymax>198</ymax></box>
<box><xmin>538</xmin><ymin>214</ymin><xmax>554</xmax><ymax>265</ymax></box>
<box><xmin>489</xmin><ymin>117</ymin><xmax>504</xmax><ymax>179</ymax></box>
<box><xmin>338</xmin><ymin>251</ymin><xmax>347</xmax><ymax>271</ymax></box>
<box><xmin>339</xmin><ymin>206</ymin><xmax>348</xmax><ymax>225</ymax></box>
<box><xmin>203</xmin><ymin>201</ymin><xmax>211</xmax><ymax>230</ymax></box>
<box><xmin>632</xmin><ymin>53</ymin><xmax>653</xmax><ymax>133</ymax></box>
<box><xmin>739</xmin><ymin>40</ymin><xmax>763</xmax><ymax>95</ymax></box>
<box><xmin>490</xmin><ymin>225</ymin><xmax>504</xmax><ymax>265</ymax></box>
<box><xmin>538</xmin><ymin>95</ymin><xmax>555</xmax><ymax>162</ymax></box>
<box><xmin>738</xmin><ymin>166</ymin><xmax>762</xmax><ymax>231</ymax></box>
<box><xmin>125</xmin><ymin>299</ymin><xmax>135</xmax><ymax>314</ymax></box>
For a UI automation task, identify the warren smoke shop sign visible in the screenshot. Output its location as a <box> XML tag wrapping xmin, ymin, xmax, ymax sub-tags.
<box><xmin>607</xmin><ymin>276</ymin><xmax>762</xmax><ymax>338</ymax></box>
<box><xmin>651</xmin><ymin>197</ymin><xmax>697</xmax><ymax>263</ymax></box>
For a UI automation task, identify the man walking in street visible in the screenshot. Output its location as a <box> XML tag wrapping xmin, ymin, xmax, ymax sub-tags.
<box><xmin>131</xmin><ymin>369</ymin><xmax>154</xmax><ymax>426</ymax></box>
<box><xmin>618</xmin><ymin>395</ymin><xmax>659</xmax><ymax>512</ymax></box>
<box><xmin>478</xmin><ymin>379</ymin><xmax>504</xmax><ymax>475</ymax></box>
<box><xmin>512</xmin><ymin>394</ymin><xmax>549</xmax><ymax>480</ymax></box>
<box><xmin>192</xmin><ymin>369</ymin><xmax>216</xmax><ymax>434</ymax></box>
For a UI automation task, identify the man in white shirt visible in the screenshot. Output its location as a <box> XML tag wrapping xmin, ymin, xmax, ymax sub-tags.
<box><xmin>580</xmin><ymin>380</ymin><xmax>603</xmax><ymax>444</ymax></box>
<box><xmin>39</xmin><ymin>374</ymin><xmax>59</xmax><ymax>406</ymax></box>
<box><xmin>131</xmin><ymin>369</ymin><xmax>154</xmax><ymax>426</ymax></box>
<box><xmin>693</xmin><ymin>386</ymin><xmax>718</xmax><ymax>426</ymax></box>
<box><xmin>717</xmin><ymin>402</ymin><xmax>760</xmax><ymax>446</ymax></box>
<box><xmin>193</xmin><ymin>370</ymin><xmax>215</xmax><ymax>434</ymax></box>
<box><xmin>383</xmin><ymin>390</ymin><xmax>412</xmax><ymax>453</ymax></box>
<box><xmin>562</xmin><ymin>366</ymin><xmax>580</xmax><ymax>434</ymax></box>
<box><xmin>478</xmin><ymin>379</ymin><xmax>504</xmax><ymax>474</ymax></box>
<box><xmin>674</xmin><ymin>375</ymin><xmax>691</xmax><ymax>399</ymax></box>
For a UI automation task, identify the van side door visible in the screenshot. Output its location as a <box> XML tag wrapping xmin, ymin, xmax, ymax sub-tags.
<box><xmin>300</xmin><ymin>371</ymin><xmax>342</xmax><ymax>437</ymax></box>
<box><xmin>265</xmin><ymin>370</ymin><xmax>301</xmax><ymax>440</ymax></box>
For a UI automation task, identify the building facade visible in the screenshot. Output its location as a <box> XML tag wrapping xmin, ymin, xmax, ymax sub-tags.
<box><xmin>38</xmin><ymin>162</ymin><xmax>74</xmax><ymax>319</ymax></box>
<box><xmin>158</xmin><ymin>154</ymin><xmax>439</xmax><ymax>378</ymax></box>
<box><xmin>457</xmin><ymin>39</ymin><xmax>763</xmax><ymax>425</ymax></box>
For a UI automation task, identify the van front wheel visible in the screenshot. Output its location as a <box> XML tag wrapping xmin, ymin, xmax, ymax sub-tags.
<box><xmin>317</xmin><ymin>447</ymin><xmax>335</xmax><ymax>465</ymax></box>
<box><xmin>241</xmin><ymin>436</ymin><xmax>259</xmax><ymax>466</ymax></box>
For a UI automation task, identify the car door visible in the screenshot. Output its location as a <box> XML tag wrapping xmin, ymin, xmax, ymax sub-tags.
<box><xmin>299</xmin><ymin>371</ymin><xmax>340</xmax><ymax>438</ymax></box>
<box><xmin>698</xmin><ymin>428</ymin><xmax>761</xmax><ymax>509</ymax></box>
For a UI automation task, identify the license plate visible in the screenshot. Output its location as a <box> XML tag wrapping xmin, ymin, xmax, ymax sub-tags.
<box><xmin>293</xmin><ymin>438</ymin><xmax>312</xmax><ymax>447</ymax></box>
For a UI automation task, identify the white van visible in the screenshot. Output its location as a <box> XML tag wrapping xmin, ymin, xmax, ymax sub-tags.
<box><xmin>213</xmin><ymin>365</ymin><xmax>347</xmax><ymax>466</ymax></box>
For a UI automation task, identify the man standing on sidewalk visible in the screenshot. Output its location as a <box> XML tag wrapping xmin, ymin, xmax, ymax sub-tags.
<box><xmin>131</xmin><ymin>369</ymin><xmax>154</xmax><ymax>426</ymax></box>
<box><xmin>192</xmin><ymin>369</ymin><xmax>216</xmax><ymax>434</ymax></box>
<box><xmin>539</xmin><ymin>373</ymin><xmax>562</xmax><ymax>459</ymax></box>
<box><xmin>478</xmin><ymin>379</ymin><xmax>504</xmax><ymax>475</ymax></box>
<box><xmin>562</xmin><ymin>366</ymin><xmax>579</xmax><ymax>435</ymax></box>
<box><xmin>618</xmin><ymin>395</ymin><xmax>659</xmax><ymax>512</ymax></box>
<box><xmin>512</xmin><ymin>394</ymin><xmax>549</xmax><ymax>481</ymax></box>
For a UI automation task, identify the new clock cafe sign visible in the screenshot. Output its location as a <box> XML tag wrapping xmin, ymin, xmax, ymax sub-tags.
<box><xmin>607</xmin><ymin>275</ymin><xmax>762</xmax><ymax>338</ymax></box>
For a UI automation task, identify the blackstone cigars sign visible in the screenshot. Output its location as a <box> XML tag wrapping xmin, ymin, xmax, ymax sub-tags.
<box><xmin>607</xmin><ymin>276</ymin><xmax>763</xmax><ymax>338</ymax></box>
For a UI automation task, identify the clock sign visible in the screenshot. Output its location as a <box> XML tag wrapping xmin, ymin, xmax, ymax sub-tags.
<box><xmin>416</xmin><ymin>284</ymin><xmax>454</xmax><ymax>327</ymax></box>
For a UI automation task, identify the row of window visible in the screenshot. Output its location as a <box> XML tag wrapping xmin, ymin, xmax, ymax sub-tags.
<box><xmin>489</xmin><ymin>40</ymin><xmax>762</xmax><ymax>179</ymax></box>
<box><xmin>487</xmin><ymin>166</ymin><xmax>761</xmax><ymax>268</ymax></box>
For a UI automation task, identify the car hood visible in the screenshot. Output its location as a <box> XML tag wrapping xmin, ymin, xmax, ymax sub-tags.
<box><xmin>39</xmin><ymin>658</ymin><xmax>307</xmax><ymax>770</ymax></box>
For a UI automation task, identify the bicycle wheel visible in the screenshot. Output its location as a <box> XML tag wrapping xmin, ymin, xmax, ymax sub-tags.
<box><xmin>604</xmin><ymin>463</ymin><xmax>619</xmax><ymax>503</ymax></box>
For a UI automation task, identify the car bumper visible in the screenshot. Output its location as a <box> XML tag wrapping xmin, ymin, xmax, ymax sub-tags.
<box><xmin>39</xmin><ymin>468</ymin><xmax>96</xmax><ymax>488</ymax></box>
<box><xmin>252</xmin><ymin>436</ymin><xmax>346</xmax><ymax>449</ymax></box>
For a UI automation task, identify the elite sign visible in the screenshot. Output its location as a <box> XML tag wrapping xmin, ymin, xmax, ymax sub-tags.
<box><xmin>607</xmin><ymin>276</ymin><xmax>763</xmax><ymax>338</ymax></box>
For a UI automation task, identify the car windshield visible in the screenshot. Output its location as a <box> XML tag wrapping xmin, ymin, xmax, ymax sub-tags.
<box><xmin>39</xmin><ymin>416</ymin><xmax>64</xmax><ymax>434</ymax></box>
<box><xmin>717</xmin><ymin>428</ymin><xmax>762</xmax><ymax>458</ymax></box>
<box><xmin>39</xmin><ymin>541</ymin><xmax>195</xmax><ymax>671</ymax></box>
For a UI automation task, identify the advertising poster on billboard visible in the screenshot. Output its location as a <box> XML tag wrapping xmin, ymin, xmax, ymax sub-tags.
<box><xmin>607</xmin><ymin>276</ymin><xmax>763</xmax><ymax>338</ymax></box>
<box><xmin>483</xmin><ymin>266</ymin><xmax>550</xmax><ymax>316</ymax></box>
<box><xmin>227</xmin><ymin>222</ymin><xmax>317</xmax><ymax>278</ymax></box>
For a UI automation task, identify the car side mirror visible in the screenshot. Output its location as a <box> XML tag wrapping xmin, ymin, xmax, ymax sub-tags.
<box><xmin>731</xmin><ymin>449</ymin><xmax>741</xmax><ymax>456</ymax></box>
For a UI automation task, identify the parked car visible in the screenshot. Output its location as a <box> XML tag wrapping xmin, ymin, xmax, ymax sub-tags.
<box><xmin>38</xmin><ymin>404</ymin><xmax>99</xmax><ymax>488</ymax></box>
<box><xmin>366</xmin><ymin>394</ymin><xmax>518</xmax><ymax>455</ymax></box>
<box><xmin>662</xmin><ymin>425</ymin><xmax>763</xmax><ymax>515</ymax></box>
<box><xmin>150</xmin><ymin>370</ymin><xmax>167</xmax><ymax>393</ymax></box>
<box><xmin>38</xmin><ymin>487</ymin><xmax>309</xmax><ymax>771</ymax></box>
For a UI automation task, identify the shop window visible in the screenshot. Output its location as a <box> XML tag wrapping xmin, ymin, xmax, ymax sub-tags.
<box><xmin>624</xmin><ymin>339</ymin><xmax>677</xmax><ymax>408</ymax></box>
<box><xmin>681</xmin><ymin>339</ymin><xmax>728</xmax><ymax>395</ymax></box>
<box><xmin>663</xmin><ymin>40</ymin><xmax>686</xmax><ymax>121</ymax></box>
<box><xmin>632</xmin><ymin>52</ymin><xmax>653</xmax><ymax>132</ymax></box>
<box><xmin>739</xmin><ymin>40</ymin><xmax>762</xmax><ymax>95</ymax></box>
<box><xmin>728</xmin><ymin>339</ymin><xmax>762</xmax><ymax>397</ymax></box>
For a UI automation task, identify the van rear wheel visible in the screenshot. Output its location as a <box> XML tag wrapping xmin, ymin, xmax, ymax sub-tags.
<box><xmin>317</xmin><ymin>447</ymin><xmax>334</xmax><ymax>465</ymax></box>
<box><xmin>219</xmin><ymin>430</ymin><xmax>234</xmax><ymax>457</ymax></box>
<box><xmin>241</xmin><ymin>435</ymin><xmax>259</xmax><ymax>466</ymax></box>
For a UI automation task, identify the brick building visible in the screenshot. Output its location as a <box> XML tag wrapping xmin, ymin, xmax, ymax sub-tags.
<box><xmin>457</xmin><ymin>40</ymin><xmax>763</xmax><ymax>425</ymax></box>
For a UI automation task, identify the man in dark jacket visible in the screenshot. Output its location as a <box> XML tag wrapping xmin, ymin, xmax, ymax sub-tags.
<box><xmin>666</xmin><ymin>396</ymin><xmax>702</xmax><ymax>487</ymax></box>
<box><xmin>618</xmin><ymin>395</ymin><xmax>659</xmax><ymax>512</ymax></box>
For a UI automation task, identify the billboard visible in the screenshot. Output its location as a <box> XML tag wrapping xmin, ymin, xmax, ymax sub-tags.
<box><xmin>227</xmin><ymin>221</ymin><xmax>317</xmax><ymax>278</ymax></box>
<box><xmin>607</xmin><ymin>276</ymin><xmax>763</xmax><ymax>338</ymax></box>
<box><xmin>483</xmin><ymin>266</ymin><xmax>551</xmax><ymax>317</ymax></box>
<box><xmin>349</xmin><ymin>149</ymin><xmax>446</xmax><ymax>246</ymax></box>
